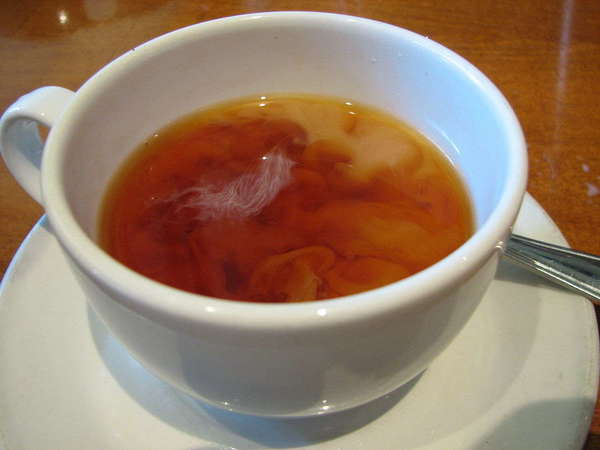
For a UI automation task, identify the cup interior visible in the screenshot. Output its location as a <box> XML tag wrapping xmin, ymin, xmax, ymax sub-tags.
<box><xmin>44</xmin><ymin>12</ymin><xmax>525</xmax><ymax>310</ymax></box>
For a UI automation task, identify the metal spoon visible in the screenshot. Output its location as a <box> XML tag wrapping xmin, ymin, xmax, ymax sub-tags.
<box><xmin>504</xmin><ymin>234</ymin><xmax>600</xmax><ymax>305</ymax></box>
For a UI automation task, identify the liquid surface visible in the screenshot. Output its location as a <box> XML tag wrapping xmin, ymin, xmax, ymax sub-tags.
<box><xmin>100</xmin><ymin>95</ymin><xmax>473</xmax><ymax>302</ymax></box>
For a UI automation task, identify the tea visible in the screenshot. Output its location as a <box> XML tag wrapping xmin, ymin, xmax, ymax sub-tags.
<box><xmin>100</xmin><ymin>95</ymin><xmax>473</xmax><ymax>302</ymax></box>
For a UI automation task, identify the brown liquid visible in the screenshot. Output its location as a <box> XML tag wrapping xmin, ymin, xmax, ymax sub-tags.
<box><xmin>100</xmin><ymin>95</ymin><xmax>473</xmax><ymax>302</ymax></box>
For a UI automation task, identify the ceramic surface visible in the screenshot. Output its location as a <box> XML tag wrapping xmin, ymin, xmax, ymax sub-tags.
<box><xmin>0</xmin><ymin>194</ymin><xmax>596</xmax><ymax>449</ymax></box>
<box><xmin>0</xmin><ymin>12</ymin><xmax>527</xmax><ymax>415</ymax></box>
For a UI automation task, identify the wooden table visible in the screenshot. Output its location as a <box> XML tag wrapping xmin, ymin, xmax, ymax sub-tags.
<box><xmin>1</xmin><ymin>0</ymin><xmax>598</xmax><ymax>447</ymax></box>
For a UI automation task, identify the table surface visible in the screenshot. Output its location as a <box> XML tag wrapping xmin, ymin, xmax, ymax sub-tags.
<box><xmin>0</xmin><ymin>0</ymin><xmax>598</xmax><ymax>447</ymax></box>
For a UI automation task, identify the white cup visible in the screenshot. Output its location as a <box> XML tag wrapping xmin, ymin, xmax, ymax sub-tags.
<box><xmin>0</xmin><ymin>12</ymin><xmax>526</xmax><ymax>417</ymax></box>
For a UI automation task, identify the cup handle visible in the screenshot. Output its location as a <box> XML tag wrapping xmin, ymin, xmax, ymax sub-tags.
<box><xmin>0</xmin><ymin>86</ymin><xmax>75</xmax><ymax>204</ymax></box>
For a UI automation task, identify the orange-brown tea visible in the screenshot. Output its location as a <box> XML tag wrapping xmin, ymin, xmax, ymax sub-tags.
<box><xmin>100</xmin><ymin>95</ymin><xmax>473</xmax><ymax>302</ymax></box>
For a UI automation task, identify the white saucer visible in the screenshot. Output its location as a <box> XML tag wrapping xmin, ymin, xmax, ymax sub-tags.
<box><xmin>0</xmin><ymin>193</ymin><xmax>597</xmax><ymax>450</ymax></box>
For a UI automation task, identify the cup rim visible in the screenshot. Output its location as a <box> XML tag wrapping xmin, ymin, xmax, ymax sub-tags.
<box><xmin>41</xmin><ymin>11</ymin><xmax>527</xmax><ymax>331</ymax></box>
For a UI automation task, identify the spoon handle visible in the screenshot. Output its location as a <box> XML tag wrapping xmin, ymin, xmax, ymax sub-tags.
<box><xmin>504</xmin><ymin>234</ymin><xmax>600</xmax><ymax>305</ymax></box>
